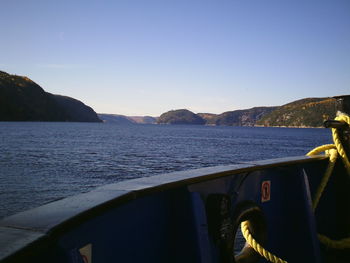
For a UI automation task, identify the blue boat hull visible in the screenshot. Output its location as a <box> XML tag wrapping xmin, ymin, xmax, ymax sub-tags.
<box><xmin>1</xmin><ymin>155</ymin><xmax>349</xmax><ymax>263</ymax></box>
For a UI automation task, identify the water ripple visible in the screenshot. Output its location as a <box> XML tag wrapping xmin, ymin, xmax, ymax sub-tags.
<box><xmin>0</xmin><ymin>123</ymin><xmax>332</xmax><ymax>218</ymax></box>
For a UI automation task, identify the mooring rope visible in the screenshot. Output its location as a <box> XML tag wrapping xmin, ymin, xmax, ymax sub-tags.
<box><xmin>241</xmin><ymin>221</ymin><xmax>287</xmax><ymax>263</ymax></box>
<box><xmin>306</xmin><ymin>114</ymin><xmax>350</xmax><ymax>249</ymax></box>
<box><xmin>240</xmin><ymin>114</ymin><xmax>350</xmax><ymax>262</ymax></box>
<box><xmin>330</xmin><ymin>115</ymin><xmax>350</xmax><ymax>176</ymax></box>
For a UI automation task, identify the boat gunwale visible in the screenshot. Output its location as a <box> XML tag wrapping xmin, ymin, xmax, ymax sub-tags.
<box><xmin>0</xmin><ymin>154</ymin><xmax>328</xmax><ymax>262</ymax></box>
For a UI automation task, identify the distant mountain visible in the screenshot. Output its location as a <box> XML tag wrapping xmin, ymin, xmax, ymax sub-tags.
<box><xmin>157</xmin><ymin>109</ymin><xmax>205</xmax><ymax>125</ymax></box>
<box><xmin>100</xmin><ymin>96</ymin><xmax>340</xmax><ymax>127</ymax></box>
<box><xmin>156</xmin><ymin>98</ymin><xmax>336</xmax><ymax>127</ymax></box>
<box><xmin>53</xmin><ymin>95</ymin><xmax>102</xmax><ymax>122</ymax></box>
<box><xmin>207</xmin><ymin>107</ymin><xmax>277</xmax><ymax>126</ymax></box>
<box><xmin>256</xmin><ymin>97</ymin><xmax>336</xmax><ymax>127</ymax></box>
<box><xmin>156</xmin><ymin>106</ymin><xmax>285</xmax><ymax>126</ymax></box>
<box><xmin>127</xmin><ymin>116</ymin><xmax>157</xmax><ymax>124</ymax></box>
<box><xmin>0</xmin><ymin>71</ymin><xmax>101</xmax><ymax>122</ymax></box>
<box><xmin>197</xmin><ymin>113</ymin><xmax>218</xmax><ymax>125</ymax></box>
<box><xmin>98</xmin><ymin>114</ymin><xmax>135</xmax><ymax>124</ymax></box>
<box><xmin>98</xmin><ymin>114</ymin><xmax>157</xmax><ymax>124</ymax></box>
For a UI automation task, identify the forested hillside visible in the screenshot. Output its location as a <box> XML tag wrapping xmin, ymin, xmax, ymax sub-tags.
<box><xmin>0</xmin><ymin>71</ymin><xmax>101</xmax><ymax>122</ymax></box>
<box><xmin>256</xmin><ymin>98</ymin><xmax>336</xmax><ymax>127</ymax></box>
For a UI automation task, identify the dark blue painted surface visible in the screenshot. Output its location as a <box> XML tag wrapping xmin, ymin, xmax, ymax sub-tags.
<box><xmin>189</xmin><ymin>166</ymin><xmax>321</xmax><ymax>262</ymax></box>
<box><xmin>56</xmin><ymin>165</ymin><xmax>321</xmax><ymax>263</ymax></box>
<box><xmin>2</xmin><ymin>156</ymin><xmax>349</xmax><ymax>263</ymax></box>
<box><xmin>58</xmin><ymin>190</ymin><xmax>200</xmax><ymax>263</ymax></box>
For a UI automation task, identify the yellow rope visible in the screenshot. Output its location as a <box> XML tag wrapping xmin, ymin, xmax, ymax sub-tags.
<box><xmin>307</xmin><ymin>147</ymin><xmax>337</xmax><ymax>211</ymax></box>
<box><xmin>332</xmin><ymin>115</ymin><xmax>350</xmax><ymax>176</ymax></box>
<box><xmin>306</xmin><ymin>144</ymin><xmax>336</xmax><ymax>156</ymax></box>
<box><xmin>318</xmin><ymin>234</ymin><xmax>350</xmax><ymax>249</ymax></box>
<box><xmin>241</xmin><ymin>221</ymin><xmax>287</xmax><ymax>263</ymax></box>
<box><xmin>239</xmin><ymin>114</ymin><xmax>350</xmax><ymax>261</ymax></box>
<box><xmin>306</xmin><ymin>114</ymin><xmax>350</xmax><ymax>249</ymax></box>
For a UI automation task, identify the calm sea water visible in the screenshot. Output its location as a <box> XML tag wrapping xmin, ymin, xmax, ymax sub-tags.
<box><xmin>0</xmin><ymin>122</ymin><xmax>332</xmax><ymax>219</ymax></box>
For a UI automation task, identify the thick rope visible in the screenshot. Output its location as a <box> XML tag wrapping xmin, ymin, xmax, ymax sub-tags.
<box><xmin>241</xmin><ymin>221</ymin><xmax>287</xmax><ymax>263</ymax></box>
<box><xmin>318</xmin><ymin>234</ymin><xmax>350</xmax><ymax>250</ymax></box>
<box><xmin>332</xmin><ymin>115</ymin><xmax>350</xmax><ymax>176</ymax></box>
<box><xmin>306</xmin><ymin>144</ymin><xmax>336</xmax><ymax>156</ymax></box>
<box><xmin>240</xmin><ymin>114</ymin><xmax>350</xmax><ymax>261</ymax></box>
<box><xmin>306</xmin><ymin>114</ymin><xmax>350</xmax><ymax>249</ymax></box>
<box><xmin>307</xmin><ymin>147</ymin><xmax>337</xmax><ymax>211</ymax></box>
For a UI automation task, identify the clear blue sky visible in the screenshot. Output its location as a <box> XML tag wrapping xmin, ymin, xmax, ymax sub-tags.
<box><xmin>1</xmin><ymin>0</ymin><xmax>349</xmax><ymax>116</ymax></box>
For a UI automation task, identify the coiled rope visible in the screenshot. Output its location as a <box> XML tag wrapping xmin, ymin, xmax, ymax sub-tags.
<box><xmin>306</xmin><ymin>114</ymin><xmax>350</xmax><ymax>249</ymax></box>
<box><xmin>329</xmin><ymin>115</ymin><xmax>350</xmax><ymax>176</ymax></box>
<box><xmin>240</xmin><ymin>114</ymin><xmax>350</xmax><ymax>262</ymax></box>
